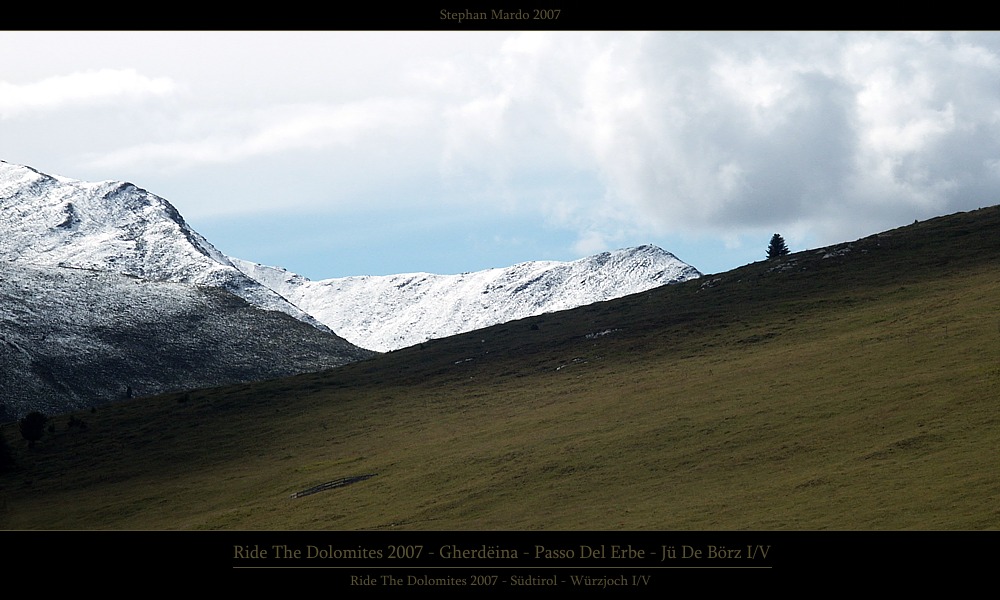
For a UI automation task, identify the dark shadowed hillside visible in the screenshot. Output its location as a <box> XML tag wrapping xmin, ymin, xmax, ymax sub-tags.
<box><xmin>1</xmin><ymin>206</ymin><xmax>998</xmax><ymax>530</ymax></box>
<box><xmin>0</xmin><ymin>262</ymin><xmax>373</xmax><ymax>418</ymax></box>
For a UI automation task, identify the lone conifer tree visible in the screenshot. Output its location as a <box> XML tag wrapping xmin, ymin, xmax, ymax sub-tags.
<box><xmin>19</xmin><ymin>411</ymin><xmax>47</xmax><ymax>449</ymax></box>
<box><xmin>767</xmin><ymin>234</ymin><xmax>790</xmax><ymax>259</ymax></box>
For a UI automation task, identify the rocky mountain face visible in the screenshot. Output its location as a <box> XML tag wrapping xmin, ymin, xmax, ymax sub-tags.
<box><xmin>232</xmin><ymin>246</ymin><xmax>701</xmax><ymax>352</ymax></box>
<box><xmin>0</xmin><ymin>160</ymin><xmax>701</xmax><ymax>414</ymax></box>
<box><xmin>0</xmin><ymin>162</ymin><xmax>372</xmax><ymax>417</ymax></box>
<box><xmin>0</xmin><ymin>161</ymin><xmax>323</xmax><ymax>329</ymax></box>
<box><xmin>0</xmin><ymin>262</ymin><xmax>373</xmax><ymax>419</ymax></box>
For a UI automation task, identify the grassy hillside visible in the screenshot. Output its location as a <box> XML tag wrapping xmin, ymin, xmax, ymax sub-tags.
<box><xmin>2</xmin><ymin>207</ymin><xmax>998</xmax><ymax>530</ymax></box>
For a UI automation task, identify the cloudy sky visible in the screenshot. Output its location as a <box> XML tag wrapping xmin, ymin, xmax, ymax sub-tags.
<box><xmin>3</xmin><ymin>31</ymin><xmax>999</xmax><ymax>279</ymax></box>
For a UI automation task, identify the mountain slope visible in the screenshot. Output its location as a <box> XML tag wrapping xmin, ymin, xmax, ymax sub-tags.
<box><xmin>0</xmin><ymin>160</ymin><xmax>702</xmax><ymax>414</ymax></box>
<box><xmin>0</xmin><ymin>161</ymin><xmax>323</xmax><ymax>329</ymax></box>
<box><xmin>232</xmin><ymin>246</ymin><xmax>700</xmax><ymax>351</ymax></box>
<box><xmin>0</xmin><ymin>161</ymin><xmax>374</xmax><ymax>416</ymax></box>
<box><xmin>3</xmin><ymin>161</ymin><xmax>701</xmax><ymax>353</ymax></box>
<box><xmin>0</xmin><ymin>262</ymin><xmax>373</xmax><ymax>418</ymax></box>
<box><xmin>4</xmin><ymin>206</ymin><xmax>997</xmax><ymax>530</ymax></box>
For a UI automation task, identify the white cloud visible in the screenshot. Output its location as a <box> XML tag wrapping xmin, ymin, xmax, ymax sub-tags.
<box><xmin>572</xmin><ymin>230</ymin><xmax>611</xmax><ymax>256</ymax></box>
<box><xmin>7</xmin><ymin>32</ymin><xmax>1000</xmax><ymax>263</ymax></box>
<box><xmin>520</xmin><ymin>31</ymin><xmax>1000</xmax><ymax>248</ymax></box>
<box><xmin>0</xmin><ymin>68</ymin><xmax>176</xmax><ymax>118</ymax></box>
<box><xmin>84</xmin><ymin>98</ymin><xmax>431</xmax><ymax>171</ymax></box>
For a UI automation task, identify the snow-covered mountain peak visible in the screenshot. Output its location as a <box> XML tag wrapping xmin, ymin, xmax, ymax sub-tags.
<box><xmin>4</xmin><ymin>161</ymin><xmax>702</xmax><ymax>355</ymax></box>
<box><xmin>0</xmin><ymin>161</ymin><xmax>374</xmax><ymax>415</ymax></box>
<box><xmin>0</xmin><ymin>161</ymin><xmax>228</xmax><ymax>276</ymax></box>
<box><xmin>233</xmin><ymin>245</ymin><xmax>701</xmax><ymax>352</ymax></box>
<box><xmin>0</xmin><ymin>161</ymin><xmax>322</xmax><ymax>328</ymax></box>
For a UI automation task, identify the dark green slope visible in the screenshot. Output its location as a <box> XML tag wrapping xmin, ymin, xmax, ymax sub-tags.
<box><xmin>2</xmin><ymin>206</ymin><xmax>998</xmax><ymax>530</ymax></box>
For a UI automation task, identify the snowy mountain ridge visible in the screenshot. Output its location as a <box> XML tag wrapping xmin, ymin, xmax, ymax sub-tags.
<box><xmin>1</xmin><ymin>160</ymin><xmax>374</xmax><ymax>415</ymax></box>
<box><xmin>231</xmin><ymin>244</ymin><xmax>701</xmax><ymax>352</ymax></box>
<box><xmin>0</xmin><ymin>160</ymin><xmax>325</xmax><ymax>330</ymax></box>
<box><xmin>0</xmin><ymin>260</ymin><xmax>372</xmax><ymax>417</ymax></box>
<box><xmin>2</xmin><ymin>160</ymin><xmax>701</xmax><ymax>355</ymax></box>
